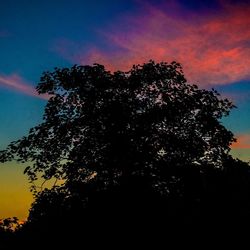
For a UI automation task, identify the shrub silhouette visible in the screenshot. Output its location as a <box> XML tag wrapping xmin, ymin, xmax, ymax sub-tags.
<box><xmin>0</xmin><ymin>61</ymin><xmax>249</xmax><ymax>242</ymax></box>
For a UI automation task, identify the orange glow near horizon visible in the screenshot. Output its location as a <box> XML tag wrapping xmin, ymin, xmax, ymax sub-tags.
<box><xmin>232</xmin><ymin>134</ymin><xmax>250</xmax><ymax>150</ymax></box>
<box><xmin>0</xmin><ymin>162</ymin><xmax>33</xmax><ymax>221</ymax></box>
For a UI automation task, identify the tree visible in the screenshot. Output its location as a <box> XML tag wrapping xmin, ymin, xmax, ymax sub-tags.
<box><xmin>0</xmin><ymin>61</ymin><xmax>235</xmax><ymax>196</ymax></box>
<box><xmin>0</xmin><ymin>217</ymin><xmax>22</xmax><ymax>233</ymax></box>
<box><xmin>1</xmin><ymin>60</ymin><xmax>245</xmax><ymax>244</ymax></box>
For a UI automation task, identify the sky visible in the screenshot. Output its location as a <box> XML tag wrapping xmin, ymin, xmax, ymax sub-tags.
<box><xmin>0</xmin><ymin>0</ymin><xmax>250</xmax><ymax>220</ymax></box>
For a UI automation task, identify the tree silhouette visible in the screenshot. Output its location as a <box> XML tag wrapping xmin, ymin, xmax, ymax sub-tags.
<box><xmin>0</xmin><ymin>61</ymin><xmax>235</xmax><ymax>192</ymax></box>
<box><xmin>0</xmin><ymin>61</ymin><xmax>242</xmax><ymax>242</ymax></box>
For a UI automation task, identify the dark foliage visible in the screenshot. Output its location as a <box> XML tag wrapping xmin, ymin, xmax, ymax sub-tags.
<box><xmin>0</xmin><ymin>61</ymin><xmax>249</xmax><ymax>244</ymax></box>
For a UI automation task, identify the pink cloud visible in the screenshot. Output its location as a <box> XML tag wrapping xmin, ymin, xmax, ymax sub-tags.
<box><xmin>0</xmin><ymin>74</ymin><xmax>49</xmax><ymax>100</ymax></box>
<box><xmin>232</xmin><ymin>134</ymin><xmax>250</xmax><ymax>149</ymax></box>
<box><xmin>60</xmin><ymin>1</ymin><xmax>250</xmax><ymax>87</ymax></box>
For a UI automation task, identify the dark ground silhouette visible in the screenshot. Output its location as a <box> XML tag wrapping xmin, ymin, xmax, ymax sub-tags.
<box><xmin>0</xmin><ymin>61</ymin><xmax>249</xmax><ymax>245</ymax></box>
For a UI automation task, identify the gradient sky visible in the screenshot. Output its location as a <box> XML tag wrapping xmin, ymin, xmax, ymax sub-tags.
<box><xmin>0</xmin><ymin>0</ymin><xmax>250</xmax><ymax>220</ymax></box>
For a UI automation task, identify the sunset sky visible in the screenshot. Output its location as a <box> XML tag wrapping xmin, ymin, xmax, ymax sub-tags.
<box><xmin>0</xmin><ymin>0</ymin><xmax>250</xmax><ymax>220</ymax></box>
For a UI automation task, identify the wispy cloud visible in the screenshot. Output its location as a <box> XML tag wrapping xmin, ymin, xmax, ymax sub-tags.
<box><xmin>0</xmin><ymin>74</ymin><xmax>49</xmax><ymax>100</ymax></box>
<box><xmin>57</xmin><ymin>1</ymin><xmax>250</xmax><ymax>87</ymax></box>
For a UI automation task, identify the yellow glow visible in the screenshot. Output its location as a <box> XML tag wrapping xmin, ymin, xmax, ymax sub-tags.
<box><xmin>0</xmin><ymin>162</ymin><xmax>33</xmax><ymax>221</ymax></box>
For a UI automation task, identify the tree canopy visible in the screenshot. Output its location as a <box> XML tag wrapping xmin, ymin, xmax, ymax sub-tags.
<box><xmin>3</xmin><ymin>60</ymin><xmax>250</xmax><ymax>245</ymax></box>
<box><xmin>0</xmin><ymin>61</ymin><xmax>235</xmax><ymax>196</ymax></box>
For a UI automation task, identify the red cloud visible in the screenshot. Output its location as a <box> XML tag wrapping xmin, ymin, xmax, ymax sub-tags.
<box><xmin>232</xmin><ymin>134</ymin><xmax>250</xmax><ymax>149</ymax></box>
<box><xmin>73</xmin><ymin>1</ymin><xmax>250</xmax><ymax>86</ymax></box>
<box><xmin>0</xmin><ymin>74</ymin><xmax>49</xmax><ymax>100</ymax></box>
